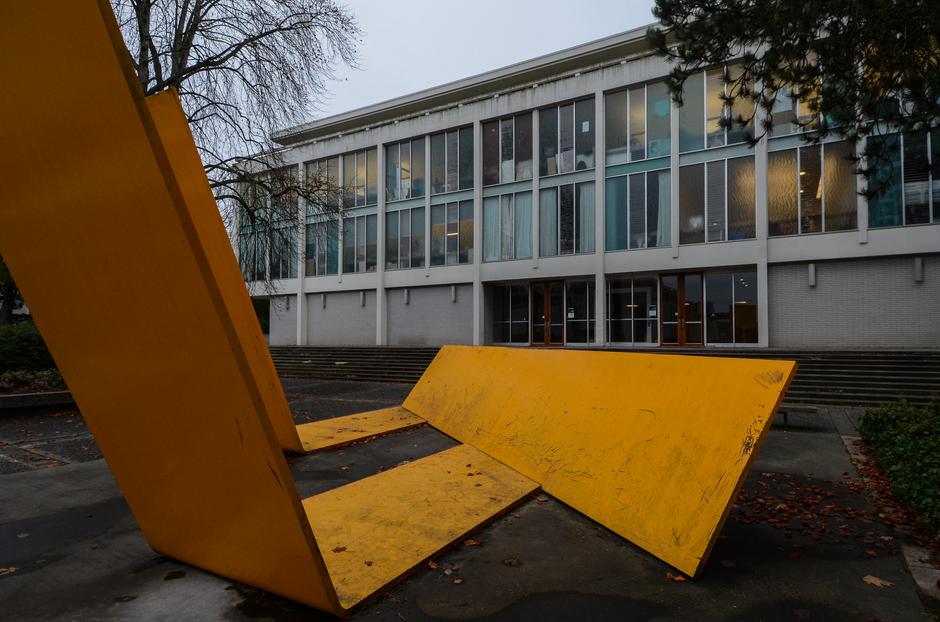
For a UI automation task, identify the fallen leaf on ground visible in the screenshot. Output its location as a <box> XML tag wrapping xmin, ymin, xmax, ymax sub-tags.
<box><xmin>502</xmin><ymin>557</ymin><xmax>521</xmax><ymax>567</ymax></box>
<box><xmin>865</xmin><ymin>550</ymin><xmax>877</xmax><ymax>558</ymax></box>
<box><xmin>536</xmin><ymin>495</ymin><xmax>549</xmax><ymax>503</ymax></box>
<box><xmin>665</xmin><ymin>572</ymin><xmax>687</xmax><ymax>582</ymax></box>
<box><xmin>463</xmin><ymin>539</ymin><xmax>482</xmax><ymax>547</ymax></box>
<box><xmin>862</xmin><ymin>575</ymin><xmax>893</xmax><ymax>588</ymax></box>
<box><xmin>452</xmin><ymin>578</ymin><xmax>464</xmax><ymax>585</ymax></box>
<box><xmin>0</xmin><ymin>567</ymin><xmax>17</xmax><ymax>577</ymax></box>
<box><xmin>427</xmin><ymin>561</ymin><xmax>439</xmax><ymax>569</ymax></box>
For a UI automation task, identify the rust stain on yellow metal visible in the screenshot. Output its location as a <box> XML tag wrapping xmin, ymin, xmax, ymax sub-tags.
<box><xmin>296</xmin><ymin>406</ymin><xmax>424</xmax><ymax>453</ymax></box>
<box><xmin>404</xmin><ymin>346</ymin><xmax>796</xmax><ymax>577</ymax></box>
<box><xmin>305</xmin><ymin>444</ymin><xmax>538</xmax><ymax>608</ymax></box>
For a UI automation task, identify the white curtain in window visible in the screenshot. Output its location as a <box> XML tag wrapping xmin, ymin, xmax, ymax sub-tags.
<box><xmin>539</xmin><ymin>188</ymin><xmax>558</xmax><ymax>257</ymax></box>
<box><xmin>514</xmin><ymin>192</ymin><xmax>532</xmax><ymax>259</ymax></box>
<box><xmin>483</xmin><ymin>196</ymin><xmax>500</xmax><ymax>262</ymax></box>
<box><xmin>578</xmin><ymin>182</ymin><xmax>595</xmax><ymax>253</ymax></box>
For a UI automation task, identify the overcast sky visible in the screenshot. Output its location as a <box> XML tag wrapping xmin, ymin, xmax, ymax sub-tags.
<box><xmin>312</xmin><ymin>0</ymin><xmax>658</xmax><ymax>120</ymax></box>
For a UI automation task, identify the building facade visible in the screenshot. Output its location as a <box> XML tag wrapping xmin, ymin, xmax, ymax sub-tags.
<box><xmin>241</xmin><ymin>26</ymin><xmax>940</xmax><ymax>349</ymax></box>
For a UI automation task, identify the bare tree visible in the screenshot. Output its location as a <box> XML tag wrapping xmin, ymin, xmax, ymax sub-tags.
<box><xmin>110</xmin><ymin>0</ymin><xmax>360</xmax><ymax>288</ymax></box>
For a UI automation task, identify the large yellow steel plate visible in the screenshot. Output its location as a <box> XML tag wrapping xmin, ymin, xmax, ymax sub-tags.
<box><xmin>404</xmin><ymin>346</ymin><xmax>796</xmax><ymax>576</ymax></box>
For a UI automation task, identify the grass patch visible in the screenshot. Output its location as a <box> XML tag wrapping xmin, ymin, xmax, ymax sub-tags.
<box><xmin>859</xmin><ymin>400</ymin><xmax>940</xmax><ymax>539</ymax></box>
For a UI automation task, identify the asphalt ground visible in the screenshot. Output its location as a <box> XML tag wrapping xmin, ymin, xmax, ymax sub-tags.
<box><xmin>0</xmin><ymin>379</ymin><xmax>933</xmax><ymax>621</ymax></box>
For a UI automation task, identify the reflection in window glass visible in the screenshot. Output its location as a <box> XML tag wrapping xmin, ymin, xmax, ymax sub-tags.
<box><xmin>629</xmin><ymin>173</ymin><xmax>645</xmax><ymax>249</ymax></box>
<box><xmin>823</xmin><ymin>141</ymin><xmax>857</xmax><ymax>231</ymax></box>
<box><xmin>458</xmin><ymin>199</ymin><xmax>474</xmax><ymax>263</ymax></box>
<box><xmin>727</xmin><ymin>63</ymin><xmax>755</xmax><ymax>144</ymax></box>
<box><xmin>679</xmin><ymin>71</ymin><xmax>705</xmax><ymax>152</ymax></box>
<box><xmin>903</xmin><ymin>131</ymin><xmax>930</xmax><ymax>224</ymax></box>
<box><xmin>492</xmin><ymin>284</ymin><xmax>529</xmax><ymax>344</ymax></box>
<box><xmin>768</xmin><ymin>149</ymin><xmax>798</xmax><ymax>236</ymax></box>
<box><xmin>629</xmin><ymin>86</ymin><xmax>646</xmax><ymax>161</ymax></box>
<box><xmin>343</xmin><ymin>217</ymin><xmax>355</xmax><ymax>272</ymax></box>
<box><xmin>515</xmin><ymin>113</ymin><xmax>533</xmax><ymax>181</ymax></box>
<box><xmin>540</xmin><ymin>99</ymin><xmax>594</xmax><ymax>175</ymax></box>
<box><xmin>559</xmin><ymin>103</ymin><xmax>574</xmax><ymax>173</ymax></box>
<box><xmin>706</xmin><ymin>67</ymin><xmax>725</xmax><ymax>148</ymax></box>
<box><xmin>399</xmin><ymin>142</ymin><xmax>411</xmax><ymax>199</ymax></box>
<box><xmin>605</xmin><ymin>176</ymin><xmax>628</xmax><ymax>251</ymax></box>
<box><xmin>706</xmin><ymin>160</ymin><xmax>726</xmax><ymax>242</ymax></box>
<box><xmin>305</xmin><ymin>221</ymin><xmax>338</xmax><ymax>276</ymax></box>
<box><xmin>459</xmin><ymin>127</ymin><xmax>474</xmax><ymax>190</ymax></box>
<box><xmin>539</xmin><ymin>108</ymin><xmax>558</xmax><ymax>176</ymax></box>
<box><xmin>483</xmin><ymin>121</ymin><xmax>500</xmax><ymax>186</ymax></box>
<box><xmin>446</xmin><ymin>131</ymin><xmax>459</xmax><ymax>192</ymax></box>
<box><xmin>647</xmin><ymin>81</ymin><xmax>671</xmax><ymax>158</ymax></box>
<box><xmin>769</xmin><ymin>87</ymin><xmax>797</xmax><ymax>136</ymax></box>
<box><xmin>385</xmin><ymin>207</ymin><xmax>424</xmax><ymax>270</ymax></box>
<box><xmin>605</xmin><ymin>171</ymin><xmax>669</xmax><ymax>251</ymax></box>
<box><xmin>679</xmin><ymin>163</ymin><xmax>705</xmax><ymax>243</ymax></box>
<box><xmin>411</xmin><ymin>138</ymin><xmax>425</xmax><ymax>197</ymax></box>
<box><xmin>565</xmin><ymin>280</ymin><xmax>595</xmax><ymax>344</ymax></box>
<box><xmin>540</xmin><ymin>183</ymin><xmax>594</xmax><ymax>257</ymax></box>
<box><xmin>868</xmin><ymin>134</ymin><xmax>903</xmax><ymax>227</ymax></box>
<box><xmin>799</xmin><ymin>146</ymin><xmax>822</xmax><ymax>233</ymax></box>
<box><xmin>931</xmin><ymin>128</ymin><xmax>940</xmax><ymax>220</ymax></box>
<box><xmin>705</xmin><ymin>272</ymin><xmax>733</xmax><ymax>343</ymax></box>
<box><xmin>500</xmin><ymin>119</ymin><xmax>514</xmax><ymax>183</ymax></box>
<box><xmin>577</xmin><ymin>182</ymin><xmax>595</xmax><ymax>253</ymax></box>
<box><xmin>539</xmin><ymin>187</ymin><xmax>557</xmax><ymax>256</ymax></box>
<box><xmin>500</xmin><ymin>195</ymin><xmax>513</xmax><ymax>261</ymax></box>
<box><xmin>430</xmin><ymin>205</ymin><xmax>445</xmax><ymax>265</ymax></box>
<box><xmin>605</xmin><ymin>91</ymin><xmax>628</xmax><ymax>165</ymax></box>
<box><xmin>559</xmin><ymin>185</ymin><xmax>574</xmax><ymax>255</ymax></box>
<box><xmin>647</xmin><ymin>170</ymin><xmax>670</xmax><ymax>247</ymax></box>
<box><xmin>430</xmin><ymin>133</ymin><xmax>446</xmax><ymax>195</ymax></box>
<box><xmin>606</xmin><ymin>276</ymin><xmax>658</xmax><ymax>344</ymax></box>
<box><xmin>727</xmin><ymin>156</ymin><xmax>755</xmax><ymax>240</ymax></box>
<box><xmin>385</xmin><ymin>210</ymin><xmax>399</xmax><ymax>269</ymax></box>
<box><xmin>385</xmin><ymin>144</ymin><xmax>399</xmax><ymax>202</ymax></box>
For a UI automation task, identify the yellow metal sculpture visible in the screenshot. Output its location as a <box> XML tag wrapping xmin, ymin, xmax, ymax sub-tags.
<box><xmin>0</xmin><ymin>0</ymin><xmax>796</xmax><ymax>616</ymax></box>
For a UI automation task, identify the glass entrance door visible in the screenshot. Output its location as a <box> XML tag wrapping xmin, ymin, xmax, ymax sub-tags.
<box><xmin>660</xmin><ymin>273</ymin><xmax>703</xmax><ymax>346</ymax></box>
<box><xmin>531</xmin><ymin>281</ymin><xmax>564</xmax><ymax>345</ymax></box>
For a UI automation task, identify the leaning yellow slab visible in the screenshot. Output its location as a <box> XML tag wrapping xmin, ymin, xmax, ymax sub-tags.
<box><xmin>404</xmin><ymin>346</ymin><xmax>796</xmax><ymax>577</ymax></box>
<box><xmin>0</xmin><ymin>2</ymin><xmax>535</xmax><ymax>615</ymax></box>
<box><xmin>296</xmin><ymin>406</ymin><xmax>425</xmax><ymax>453</ymax></box>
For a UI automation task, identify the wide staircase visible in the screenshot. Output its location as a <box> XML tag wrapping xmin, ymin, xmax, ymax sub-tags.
<box><xmin>269</xmin><ymin>346</ymin><xmax>940</xmax><ymax>407</ymax></box>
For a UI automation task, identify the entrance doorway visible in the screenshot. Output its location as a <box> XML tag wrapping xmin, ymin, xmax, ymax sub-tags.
<box><xmin>531</xmin><ymin>281</ymin><xmax>564</xmax><ymax>345</ymax></box>
<box><xmin>660</xmin><ymin>273</ymin><xmax>703</xmax><ymax>346</ymax></box>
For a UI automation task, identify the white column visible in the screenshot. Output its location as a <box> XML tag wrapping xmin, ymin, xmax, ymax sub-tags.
<box><xmin>593</xmin><ymin>90</ymin><xmax>606</xmax><ymax>345</ymax></box>
<box><xmin>425</xmin><ymin>135</ymin><xmax>433</xmax><ymax>278</ymax></box>
<box><xmin>376</xmin><ymin>143</ymin><xmax>387</xmax><ymax>345</ymax></box>
<box><xmin>472</xmin><ymin>119</ymin><xmax>484</xmax><ymax>345</ymax></box>
<box><xmin>532</xmin><ymin>108</ymin><xmax>540</xmax><ymax>269</ymax></box>
<box><xmin>296</xmin><ymin>162</ymin><xmax>307</xmax><ymax>346</ymax></box>
<box><xmin>857</xmin><ymin>135</ymin><xmax>869</xmax><ymax>244</ymax></box>
<box><xmin>753</xmin><ymin>93</ymin><xmax>771</xmax><ymax>348</ymax></box>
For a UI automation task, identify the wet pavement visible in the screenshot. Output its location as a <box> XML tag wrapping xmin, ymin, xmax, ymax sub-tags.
<box><xmin>0</xmin><ymin>381</ymin><xmax>933</xmax><ymax>621</ymax></box>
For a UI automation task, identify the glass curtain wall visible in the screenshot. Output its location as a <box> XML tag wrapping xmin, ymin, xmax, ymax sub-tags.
<box><xmin>430</xmin><ymin>200</ymin><xmax>473</xmax><ymax>265</ymax></box>
<box><xmin>704</xmin><ymin>270</ymin><xmax>758</xmax><ymax>343</ymax></box>
<box><xmin>385</xmin><ymin>207</ymin><xmax>425</xmax><ymax>270</ymax></box>
<box><xmin>305</xmin><ymin>221</ymin><xmax>339</xmax><ymax>276</ymax></box>
<box><xmin>483</xmin><ymin>113</ymin><xmax>533</xmax><ymax>185</ymax></box>
<box><xmin>680</xmin><ymin>156</ymin><xmax>755</xmax><ymax>244</ymax></box>
<box><xmin>539</xmin><ymin>98</ymin><xmax>595</xmax><ymax>176</ymax></box>
<box><xmin>430</xmin><ymin>128</ymin><xmax>473</xmax><ymax>194</ymax></box>
<box><xmin>492</xmin><ymin>284</ymin><xmax>529</xmax><ymax>344</ymax></box>
<box><xmin>342</xmin><ymin>214</ymin><xmax>377</xmax><ymax>273</ymax></box>
<box><xmin>605</xmin><ymin>170</ymin><xmax>671</xmax><ymax>250</ymax></box>
<box><xmin>869</xmin><ymin>130</ymin><xmax>940</xmax><ymax>227</ymax></box>
<box><xmin>385</xmin><ymin>138</ymin><xmax>426</xmax><ymax>201</ymax></box>
<box><xmin>606</xmin><ymin>276</ymin><xmax>659</xmax><ymax>344</ymax></box>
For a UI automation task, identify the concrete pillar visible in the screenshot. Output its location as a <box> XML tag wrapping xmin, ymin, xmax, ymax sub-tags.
<box><xmin>376</xmin><ymin>143</ymin><xmax>387</xmax><ymax>345</ymax></box>
<box><xmin>296</xmin><ymin>162</ymin><xmax>307</xmax><ymax>346</ymax></box>
<box><xmin>472</xmin><ymin>119</ymin><xmax>484</xmax><ymax>345</ymax></box>
<box><xmin>669</xmin><ymin>96</ymin><xmax>680</xmax><ymax>258</ymax></box>
<box><xmin>753</xmin><ymin>84</ymin><xmax>771</xmax><ymax>348</ymax></box>
<box><xmin>593</xmin><ymin>90</ymin><xmax>606</xmax><ymax>345</ymax></box>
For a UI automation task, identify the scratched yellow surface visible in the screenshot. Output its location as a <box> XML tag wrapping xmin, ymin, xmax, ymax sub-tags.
<box><xmin>405</xmin><ymin>346</ymin><xmax>796</xmax><ymax>576</ymax></box>
<box><xmin>296</xmin><ymin>406</ymin><xmax>425</xmax><ymax>453</ymax></box>
<box><xmin>305</xmin><ymin>444</ymin><xmax>538</xmax><ymax>609</ymax></box>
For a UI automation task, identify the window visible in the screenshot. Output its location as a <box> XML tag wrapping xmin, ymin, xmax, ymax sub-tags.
<box><xmin>704</xmin><ymin>270</ymin><xmax>758</xmax><ymax>344</ymax></box>
<box><xmin>768</xmin><ymin>84</ymin><xmax>820</xmax><ymax>137</ymax></box>
<box><xmin>304</xmin><ymin>157</ymin><xmax>339</xmax><ymax>216</ymax></box>
<box><xmin>605</xmin><ymin>81</ymin><xmax>672</xmax><ymax>165</ymax></box>
<box><xmin>868</xmin><ymin>131</ymin><xmax>940</xmax><ymax>227</ymax></box>
<box><xmin>606</xmin><ymin>277</ymin><xmax>658</xmax><ymax>344</ymax></box>
<box><xmin>483</xmin><ymin>192</ymin><xmax>532</xmax><ymax>261</ymax></box>
<box><xmin>482</xmin><ymin>113</ymin><xmax>533</xmax><ymax>186</ymax></box>
<box><xmin>680</xmin><ymin>156</ymin><xmax>755</xmax><ymax>244</ymax></box>
<box><xmin>681</xmin><ymin>65</ymin><xmax>754</xmax><ymax>152</ymax></box>
<box><xmin>430</xmin><ymin>200</ymin><xmax>473</xmax><ymax>265</ymax></box>
<box><xmin>430</xmin><ymin>128</ymin><xmax>473</xmax><ymax>194</ymax></box>
<box><xmin>385</xmin><ymin>138</ymin><xmax>425</xmax><ymax>201</ymax></box>
<box><xmin>605</xmin><ymin>169</ymin><xmax>671</xmax><ymax>250</ymax></box>
<box><xmin>539</xmin><ymin>182</ymin><xmax>594</xmax><ymax>257</ymax></box>
<box><xmin>539</xmin><ymin>98</ymin><xmax>595</xmax><ymax>176</ymax></box>
<box><xmin>305</xmin><ymin>221</ymin><xmax>338</xmax><ymax>276</ymax></box>
<box><xmin>268</xmin><ymin>228</ymin><xmax>297</xmax><ymax>279</ymax></box>
<box><xmin>565</xmin><ymin>280</ymin><xmax>596</xmax><ymax>344</ymax></box>
<box><xmin>342</xmin><ymin>149</ymin><xmax>376</xmax><ymax>207</ymax></box>
<box><xmin>492</xmin><ymin>284</ymin><xmax>529</xmax><ymax>344</ymax></box>
<box><xmin>341</xmin><ymin>214</ymin><xmax>377</xmax><ymax>273</ymax></box>
<box><xmin>385</xmin><ymin>207</ymin><xmax>425</xmax><ymax>270</ymax></box>
<box><xmin>238</xmin><ymin>231</ymin><xmax>266</xmax><ymax>282</ymax></box>
<box><xmin>768</xmin><ymin>141</ymin><xmax>858</xmax><ymax>235</ymax></box>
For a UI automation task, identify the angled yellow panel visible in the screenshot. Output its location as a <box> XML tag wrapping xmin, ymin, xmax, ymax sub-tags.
<box><xmin>404</xmin><ymin>346</ymin><xmax>796</xmax><ymax>577</ymax></box>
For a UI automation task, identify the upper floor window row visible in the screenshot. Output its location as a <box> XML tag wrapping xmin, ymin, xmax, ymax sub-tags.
<box><xmin>680</xmin><ymin>64</ymin><xmax>755</xmax><ymax>153</ymax></box>
<box><xmin>305</xmin><ymin>156</ymin><xmax>339</xmax><ymax>215</ymax></box>
<box><xmin>343</xmin><ymin>149</ymin><xmax>377</xmax><ymax>207</ymax></box>
<box><xmin>430</xmin><ymin>127</ymin><xmax>473</xmax><ymax>195</ymax></box>
<box><xmin>540</xmin><ymin>98</ymin><xmax>595</xmax><ymax>176</ymax></box>
<box><xmin>605</xmin><ymin>81</ymin><xmax>671</xmax><ymax>165</ymax></box>
<box><xmin>869</xmin><ymin>129</ymin><xmax>940</xmax><ymax>228</ymax></box>
<box><xmin>385</xmin><ymin>138</ymin><xmax>426</xmax><ymax>202</ymax></box>
<box><xmin>483</xmin><ymin>112</ymin><xmax>533</xmax><ymax>186</ymax></box>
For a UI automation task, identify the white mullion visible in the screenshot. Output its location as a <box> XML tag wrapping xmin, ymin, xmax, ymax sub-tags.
<box><xmin>643</xmin><ymin>85</ymin><xmax>648</xmax><ymax>160</ymax></box>
<box><xmin>900</xmin><ymin>132</ymin><xmax>907</xmax><ymax>226</ymax></box>
<box><xmin>626</xmin><ymin>89</ymin><xmax>631</xmax><ymax>163</ymax></box>
<box><xmin>820</xmin><ymin>143</ymin><xmax>827</xmax><ymax>232</ymax></box>
<box><xmin>796</xmin><ymin>147</ymin><xmax>802</xmax><ymax>235</ymax></box>
<box><xmin>724</xmin><ymin>159</ymin><xmax>729</xmax><ymax>241</ymax></box>
<box><xmin>730</xmin><ymin>272</ymin><xmax>737</xmax><ymax>344</ymax></box>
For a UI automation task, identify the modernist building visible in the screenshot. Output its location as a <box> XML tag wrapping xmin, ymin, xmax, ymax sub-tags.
<box><xmin>241</xmin><ymin>26</ymin><xmax>940</xmax><ymax>349</ymax></box>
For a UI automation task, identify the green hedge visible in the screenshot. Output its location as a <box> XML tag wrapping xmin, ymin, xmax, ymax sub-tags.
<box><xmin>0</xmin><ymin>321</ymin><xmax>55</xmax><ymax>372</ymax></box>
<box><xmin>859</xmin><ymin>400</ymin><xmax>940</xmax><ymax>538</ymax></box>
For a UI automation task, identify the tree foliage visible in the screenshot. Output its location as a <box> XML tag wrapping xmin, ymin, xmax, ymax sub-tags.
<box><xmin>648</xmin><ymin>0</ymin><xmax>940</xmax><ymax>180</ymax></box>
<box><xmin>111</xmin><ymin>0</ymin><xmax>360</xmax><ymax>285</ymax></box>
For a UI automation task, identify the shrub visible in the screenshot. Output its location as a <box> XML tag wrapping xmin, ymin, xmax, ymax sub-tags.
<box><xmin>0</xmin><ymin>368</ymin><xmax>65</xmax><ymax>393</ymax></box>
<box><xmin>0</xmin><ymin>321</ymin><xmax>54</xmax><ymax>372</ymax></box>
<box><xmin>859</xmin><ymin>400</ymin><xmax>940</xmax><ymax>538</ymax></box>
